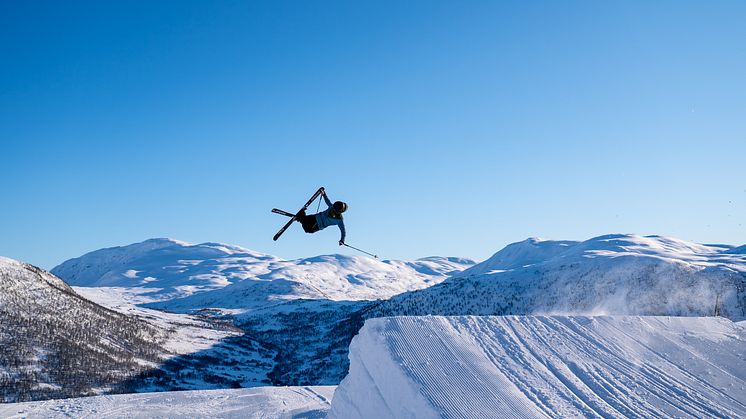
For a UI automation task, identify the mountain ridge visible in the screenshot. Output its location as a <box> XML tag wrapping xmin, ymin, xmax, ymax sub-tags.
<box><xmin>28</xmin><ymin>233</ymin><xmax>746</xmax><ymax>397</ymax></box>
<box><xmin>375</xmin><ymin>233</ymin><xmax>746</xmax><ymax>321</ymax></box>
<box><xmin>52</xmin><ymin>238</ymin><xmax>477</xmax><ymax>309</ymax></box>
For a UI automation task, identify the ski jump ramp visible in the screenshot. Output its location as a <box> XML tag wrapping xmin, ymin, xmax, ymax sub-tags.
<box><xmin>329</xmin><ymin>316</ymin><xmax>746</xmax><ymax>418</ymax></box>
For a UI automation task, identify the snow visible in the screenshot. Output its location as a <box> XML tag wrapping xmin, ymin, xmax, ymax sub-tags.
<box><xmin>51</xmin><ymin>239</ymin><xmax>280</xmax><ymax>300</ymax></box>
<box><xmin>1</xmin><ymin>256</ymin><xmax>71</xmax><ymax>291</ymax></box>
<box><xmin>384</xmin><ymin>234</ymin><xmax>746</xmax><ymax>321</ymax></box>
<box><xmin>727</xmin><ymin>244</ymin><xmax>746</xmax><ymax>254</ymax></box>
<box><xmin>153</xmin><ymin>254</ymin><xmax>475</xmax><ymax>316</ymax></box>
<box><xmin>464</xmin><ymin>234</ymin><xmax>743</xmax><ymax>277</ymax></box>
<box><xmin>462</xmin><ymin>237</ymin><xmax>580</xmax><ymax>274</ymax></box>
<box><xmin>68</xmin><ymin>286</ymin><xmax>278</xmax><ymax>389</ymax></box>
<box><xmin>51</xmin><ymin>238</ymin><xmax>475</xmax><ymax>317</ymax></box>
<box><xmin>10</xmin><ymin>234</ymin><xmax>746</xmax><ymax>409</ymax></box>
<box><xmin>329</xmin><ymin>316</ymin><xmax>746</xmax><ymax>419</ymax></box>
<box><xmin>0</xmin><ymin>256</ymin><xmax>176</xmax><ymax>401</ymax></box>
<box><xmin>72</xmin><ymin>286</ymin><xmax>240</xmax><ymax>356</ymax></box>
<box><xmin>0</xmin><ymin>386</ymin><xmax>335</xmax><ymax>418</ymax></box>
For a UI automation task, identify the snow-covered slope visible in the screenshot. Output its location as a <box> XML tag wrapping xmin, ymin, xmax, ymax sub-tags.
<box><xmin>462</xmin><ymin>237</ymin><xmax>579</xmax><ymax>275</ymax></box>
<box><xmin>53</xmin><ymin>239</ymin><xmax>475</xmax><ymax>308</ymax></box>
<box><xmin>70</xmin><ymin>286</ymin><xmax>276</xmax><ymax>392</ymax></box>
<box><xmin>49</xmin><ymin>239</ymin><xmax>475</xmax><ymax>391</ymax></box>
<box><xmin>727</xmin><ymin>244</ymin><xmax>746</xmax><ymax>254</ymax></box>
<box><xmin>0</xmin><ymin>386</ymin><xmax>335</xmax><ymax>418</ymax></box>
<box><xmin>0</xmin><ymin>255</ymin><xmax>278</xmax><ymax>402</ymax></box>
<box><xmin>378</xmin><ymin>234</ymin><xmax>746</xmax><ymax>321</ymax></box>
<box><xmin>151</xmin><ymin>254</ymin><xmax>475</xmax><ymax>316</ymax></box>
<box><xmin>330</xmin><ymin>316</ymin><xmax>746</xmax><ymax>419</ymax></box>
<box><xmin>0</xmin><ymin>256</ymin><xmax>167</xmax><ymax>402</ymax></box>
<box><xmin>44</xmin><ymin>234</ymin><xmax>746</xmax><ymax>395</ymax></box>
<box><xmin>51</xmin><ymin>239</ymin><xmax>280</xmax><ymax>300</ymax></box>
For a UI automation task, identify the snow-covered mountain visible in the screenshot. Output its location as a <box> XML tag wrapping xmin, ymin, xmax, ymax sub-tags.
<box><xmin>376</xmin><ymin>234</ymin><xmax>746</xmax><ymax>320</ymax></box>
<box><xmin>148</xmin><ymin>254</ymin><xmax>476</xmax><ymax>316</ymax></box>
<box><xmin>0</xmin><ymin>256</ymin><xmax>167</xmax><ymax>402</ymax></box>
<box><xmin>42</xmin><ymin>234</ymin><xmax>746</xmax><ymax>396</ymax></box>
<box><xmin>53</xmin><ymin>239</ymin><xmax>475</xmax><ymax>308</ymax></box>
<box><xmin>51</xmin><ymin>239</ymin><xmax>280</xmax><ymax>301</ymax></box>
<box><xmin>49</xmin><ymin>239</ymin><xmax>476</xmax><ymax>392</ymax></box>
<box><xmin>461</xmin><ymin>237</ymin><xmax>579</xmax><ymax>274</ymax></box>
<box><xmin>0</xmin><ymin>255</ymin><xmax>281</xmax><ymax>403</ymax></box>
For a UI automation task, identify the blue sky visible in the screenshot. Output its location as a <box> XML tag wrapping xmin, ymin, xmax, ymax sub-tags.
<box><xmin>1</xmin><ymin>1</ymin><xmax>745</xmax><ymax>269</ymax></box>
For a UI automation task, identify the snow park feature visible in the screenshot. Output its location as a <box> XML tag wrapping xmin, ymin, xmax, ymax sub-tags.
<box><xmin>329</xmin><ymin>316</ymin><xmax>746</xmax><ymax>419</ymax></box>
<box><xmin>4</xmin><ymin>317</ymin><xmax>743</xmax><ymax>418</ymax></box>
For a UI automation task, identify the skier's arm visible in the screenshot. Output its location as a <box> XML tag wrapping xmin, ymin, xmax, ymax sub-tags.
<box><xmin>322</xmin><ymin>192</ymin><xmax>333</xmax><ymax>208</ymax></box>
<box><xmin>338</xmin><ymin>221</ymin><xmax>346</xmax><ymax>244</ymax></box>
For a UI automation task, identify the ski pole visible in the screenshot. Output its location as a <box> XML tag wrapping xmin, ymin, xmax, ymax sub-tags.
<box><xmin>343</xmin><ymin>243</ymin><xmax>378</xmax><ymax>259</ymax></box>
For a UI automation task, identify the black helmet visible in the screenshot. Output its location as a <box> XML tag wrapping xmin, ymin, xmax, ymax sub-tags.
<box><xmin>333</xmin><ymin>201</ymin><xmax>348</xmax><ymax>213</ymax></box>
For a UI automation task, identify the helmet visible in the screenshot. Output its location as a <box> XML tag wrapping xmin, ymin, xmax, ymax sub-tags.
<box><xmin>333</xmin><ymin>201</ymin><xmax>348</xmax><ymax>213</ymax></box>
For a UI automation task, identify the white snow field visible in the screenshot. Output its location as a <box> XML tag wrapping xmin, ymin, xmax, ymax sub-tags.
<box><xmin>0</xmin><ymin>386</ymin><xmax>335</xmax><ymax>419</ymax></box>
<box><xmin>52</xmin><ymin>238</ymin><xmax>475</xmax><ymax>311</ymax></box>
<box><xmin>329</xmin><ymin>316</ymin><xmax>746</xmax><ymax>419</ymax></box>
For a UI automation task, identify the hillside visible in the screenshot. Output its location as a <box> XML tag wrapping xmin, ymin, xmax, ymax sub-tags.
<box><xmin>53</xmin><ymin>239</ymin><xmax>475</xmax><ymax>308</ymax></box>
<box><xmin>51</xmin><ymin>239</ymin><xmax>280</xmax><ymax>301</ymax></box>
<box><xmin>3</xmin><ymin>316</ymin><xmax>743</xmax><ymax>417</ymax></box>
<box><xmin>375</xmin><ymin>234</ymin><xmax>746</xmax><ymax>320</ymax></box>
<box><xmin>149</xmin><ymin>253</ymin><xmax>475</xmax><ymax>316</ymax></box>
<box><xmin>0</xmin><ymin>257</ymin><xmax>167</xmax><ymax>402</ymax></box>
<box><xmin>0</xmin><ymin>255</ymin><xmax>280</xmax><ymax>402</ymax></box>
<box><xmin>50</xmin><ymin>239</ymin><xmax>475</xmax><ymax>390</ymax></box>
<box><xmin>46</xmin><ymin>234</ymin><xmax>746</xmax><ymax>392</ymax></box>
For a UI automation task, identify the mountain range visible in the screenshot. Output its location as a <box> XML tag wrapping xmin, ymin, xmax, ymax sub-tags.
<box><xmin>2</xmin><ymin>233</ymin><xmax>744</xmax><ymax>402</ymax></box>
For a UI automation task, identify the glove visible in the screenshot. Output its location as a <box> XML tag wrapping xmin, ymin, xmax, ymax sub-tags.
<box><xmin>339</xmin><ymin>240</ymin><xmax>344</xmax><ymax>246</ymax></box>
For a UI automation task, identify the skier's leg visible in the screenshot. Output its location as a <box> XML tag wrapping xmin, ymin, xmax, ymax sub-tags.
<box><xmin>302</xmin><ymin>218</ymin><xmax>319</xmax><ymax>233</ymax></box>
<box><xmin>297</xmin><ymin>211</ymin><xmax>319</xmax><ymax>233</ymax></box>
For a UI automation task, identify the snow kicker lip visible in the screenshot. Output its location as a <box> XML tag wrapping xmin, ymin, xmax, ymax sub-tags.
<box><xmin>330</xmin><ymin>315</ymin><xmax>746</xmax><ymax>419</ymax></box>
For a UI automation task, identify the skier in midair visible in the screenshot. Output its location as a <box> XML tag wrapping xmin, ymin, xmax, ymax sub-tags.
<box><xmin>296</xmin><ymin>189</ymin><xmax>347</xmax><ymax>245</ymax></box>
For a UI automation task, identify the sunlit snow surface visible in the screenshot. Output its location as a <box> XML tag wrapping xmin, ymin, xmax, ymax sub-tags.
<box><xmin>382</xmin><ymin>234</ymin><xmax>746</xmax><ymax>321</ymax></box>
<box><xmin>330</xmin><ymin>316</ymin><xmax>746</xmax><ymax>419</ymax></box>
<box><xmin>0</xmin><ymin>386</ymin><xmax>335</xmax><ymax>419</ymax></box>
<box><xmin>71</xmin><ymin>286</ymin><xmax>240</xmax><ymax>356</ymax></box>
<box><xmin>52</xmin><ymin>238</ymin><xmax>475</xmax><ymax>313</ymax></box>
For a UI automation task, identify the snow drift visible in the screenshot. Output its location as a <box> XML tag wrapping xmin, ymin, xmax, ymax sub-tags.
<box><xmin>330</xmin><ymin>316</ymin><xmax>746</xmax><ymax>419</ymax></box>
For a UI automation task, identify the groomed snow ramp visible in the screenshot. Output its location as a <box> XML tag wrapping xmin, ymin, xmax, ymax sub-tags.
<box><xmin>329</xmin><ymin>316</ymin><xmax>746</xmax><ymax>419</ymax></box>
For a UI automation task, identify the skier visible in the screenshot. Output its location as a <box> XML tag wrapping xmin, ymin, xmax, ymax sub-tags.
<box><xmin>296</xmin><ymin>190</ymin><xmax>347</xmax><ymax>245</ymax></box>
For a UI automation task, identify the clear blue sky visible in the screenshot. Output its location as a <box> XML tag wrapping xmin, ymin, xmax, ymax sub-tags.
<box><xmin>1</xmin><ymin>1</ymin><xmax>745</xmax><ymax>269</ymax></box>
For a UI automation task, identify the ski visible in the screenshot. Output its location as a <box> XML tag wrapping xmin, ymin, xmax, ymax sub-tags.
<box><xmin>272</xmin><ymin>187</ymin><xmax>325</xmax><ymax>241</ymax></box>
<box><xmin>272</xmin><ymin>208</ymin><xmax>295</xmax><ymax>217</ymax></box>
